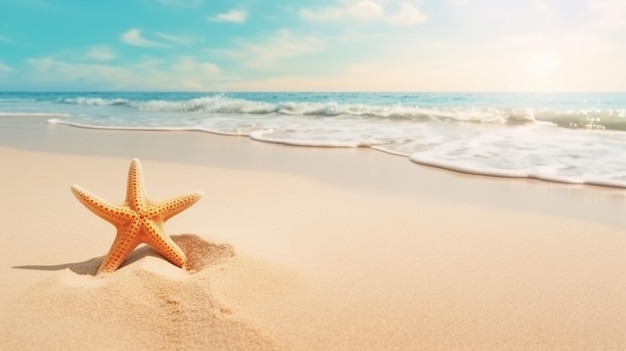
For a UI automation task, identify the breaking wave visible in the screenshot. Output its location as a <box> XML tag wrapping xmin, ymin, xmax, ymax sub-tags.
<box><xmin>54</xmin><ymin>95</ymin><xmax>626</xmax><ymax>131</ymax></box>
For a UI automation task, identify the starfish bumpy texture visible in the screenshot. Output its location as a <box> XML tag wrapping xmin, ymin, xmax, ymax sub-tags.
<box><xmin>71</xmin><ymin>159</ymin><xmax>202</xmax><ymax>276</ymax></box>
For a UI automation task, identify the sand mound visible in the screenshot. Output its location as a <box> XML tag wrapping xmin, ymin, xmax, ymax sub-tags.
<box><xmin>172</xmin><ymin>234</ymin><xmax>235</xmax><ymax>273</ymax></box>
<box><xmin>1</xmin><ymin>235</ymin><xmax>276</xmax><ymax>351</ymax></box>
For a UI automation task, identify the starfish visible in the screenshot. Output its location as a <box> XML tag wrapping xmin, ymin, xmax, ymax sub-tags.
<box><xmin>71</xmin><ymin>159</ymin><xmax>202</xmax><ymax>276</ymax></box>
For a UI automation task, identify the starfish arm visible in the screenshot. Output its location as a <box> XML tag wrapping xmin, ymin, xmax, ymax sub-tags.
<box><xmin>125</xmin><ymin>158</ymin><xmax>147</xmax><ymax>212</ymax></box>
<box><xmin>149</xmin><ymin>191</ymin><xmax>202</xmax><ymax>221</ymax></box>
<box><xmin>97</xmin><ymin>221</ymin><xmax>142</xmax><ymax>276</ymax></box>
<box><xmin>71</xmin><ymin>185</ymin><xmax>134</xmax><ymax>225</ymax></box>
<box><xmin>142</xmin><ymin>220</ymin><xmax>187</xmax><ymax>268</ymax></box>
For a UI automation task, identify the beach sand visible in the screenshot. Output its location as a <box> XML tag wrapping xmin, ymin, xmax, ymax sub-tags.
<box><xmin>1</xmin><ymin>116</ymin><xmax>625</xmax><ymax>350</ymax></box>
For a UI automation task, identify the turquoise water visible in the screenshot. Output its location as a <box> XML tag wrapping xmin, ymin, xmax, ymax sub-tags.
<box><xmin>1</xmin><ymin>91</ymin><xmax>626</xmax><ymax>187</ymax></box>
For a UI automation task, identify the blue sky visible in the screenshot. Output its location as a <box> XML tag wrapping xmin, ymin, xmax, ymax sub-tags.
<box><xmin>0</xmin><ymin>0</ymin><xmax>624</xmax><ymax>91</ymax></box>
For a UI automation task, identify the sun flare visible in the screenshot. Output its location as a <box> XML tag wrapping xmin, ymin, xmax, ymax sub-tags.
<box><xmin>530</xmin><ymin>52</ymin><xmax>560</xmax><ymax>77</ymax></box>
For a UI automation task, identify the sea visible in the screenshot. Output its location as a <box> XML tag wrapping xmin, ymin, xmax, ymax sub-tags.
<box><xmin>1</xmin><ymin>91</ymin><xmax>626</xmax><ymax>188</ymax></box>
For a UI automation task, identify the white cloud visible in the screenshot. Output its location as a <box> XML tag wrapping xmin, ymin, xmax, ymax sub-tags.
<box><xmin>84</xmin><ymin>45</ymin><xmax>116</xmax><ymax>61</ymax></box>
<box><xmin>449</xmin><ymin>0</ymin><xmax>468</xmax><ymax>8</ymax></box>
<box><xmin>589</xmin><ymin>0</ymin><xmax>626</xmax><ymax>29</ymax></box>
<box><xmin>0</xmin><ymin>60</ymin><xmax>12</xmax><ymax>74</ymax></box>
<box><xmin>213</xmin><ymin>30</ymin><xmax>326</xmax><ymax>67</ymax></box>
<box><xmin>208</xmin><ymin>8</ymin><xmax>248</xmax><ymax>23</ymax></box>
<box><xmin>121</xmin><ymin>28</ymin><xmax>168</xmax><ymax>48</ymax></box>
<box><xmin>301</xmin><ymin>0</ymin><xmax>384</xmax><ymax>21</ymax></box>
<box><xmin>27</xmin><ymin>57</ymin><xmax>127</xmax><ymax>85</ymax></box>
<box><xmin>173</xmin><ymin>56</ymin><xmax>220</xmax><ymax>75</ymax></box>
<box><xmin>388</xmin><ymin>2</ymin><xmax>427</xmax><ymax>25</ymax></box>
<box><xmin>300</xmin><ymin>0</ymin><xmax>426</xmax><ymax>26</ymax></box>
<box><xmin>300</xmin><ymin>0</ymin><xmax>380</xmax><ymax>21</ymax></box>
<box><xmin>121</xmin><ymin>29</ymin><xmax>199</xmax><ymax>48</ymax></box>
<box><xmin>156</xmin><ymin>32</ymin><xmax>199</xmax><ymax>46</ymax></box>
<box><xmin>215</xmin><ymin>30</ymin><xmax>626</xmax><ymax>92</ymax></box>
<box><xmin>25</xmin><ymin>56</ymin><xmax>222</xmax><ymax>90</ymax></box>
<box><xmin>535</xmin><ymin>0</ymin><xmax>550</xmax><ymax>15</ymax></box>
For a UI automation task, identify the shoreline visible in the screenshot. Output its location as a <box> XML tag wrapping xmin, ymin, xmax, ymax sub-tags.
<box><xmin>1</xmin><ymin>115</ymin><xmax>626</xmax><ymax>349</ymax></box>
<box><xmin>48</xmin><ymin>115</ymin><xmax>626</xmax><ymax>189</ymax></box>
<box><xmin>2</xmin><ymin>114</ymin><xmax>625</xmax><ymax>229</ymax></box>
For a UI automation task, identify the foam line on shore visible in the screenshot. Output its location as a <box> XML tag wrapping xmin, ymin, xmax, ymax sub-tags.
<box><xmin>48</xmin><ymin>118</ymin><xmax>248</xmax><ymax>136</ymax></box>
<box><xmin>47</xmin><ymin>117</ymin><xmax>626</xmax><ymax>190</ymax></box>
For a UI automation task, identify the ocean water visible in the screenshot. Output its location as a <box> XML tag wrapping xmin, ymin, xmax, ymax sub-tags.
<box><xmin>1</xmin><ymin>91</ymin><xmax>626</xmax><ymax>187</ymax></box>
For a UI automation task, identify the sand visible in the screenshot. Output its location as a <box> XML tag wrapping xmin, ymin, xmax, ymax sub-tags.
<box><xmin>0</xmin><ymin>116</ymin><xmax>625</xmax><ymax>350</ymax></box>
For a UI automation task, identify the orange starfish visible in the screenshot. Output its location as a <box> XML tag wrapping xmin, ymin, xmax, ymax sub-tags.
<box><xmin>71</xmin><ymin>159</ymin><xmax>202</xmax><ymax>276</ymax></box>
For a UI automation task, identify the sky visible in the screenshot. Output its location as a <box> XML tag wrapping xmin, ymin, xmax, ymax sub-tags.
<box><xmin>0</xmin><ymin>0</ymin><xmax>624</xmax><ymax>92</ymax></box>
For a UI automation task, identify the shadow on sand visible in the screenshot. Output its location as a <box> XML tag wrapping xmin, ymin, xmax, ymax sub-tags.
<box><xmin>13</xmin><ymin>234</ymin><xmax>235</xmax><ymax>276</ymax></box>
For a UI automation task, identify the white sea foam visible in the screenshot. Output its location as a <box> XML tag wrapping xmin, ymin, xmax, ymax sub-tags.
<box><xmin>249</xmin><ymin>129</ymin><xmax>390</xmax><ymax>148</ymax></box>
<box><xmin>59</xmin><ymin>97</ymin><xmax>130</xmax><ymax>106</ymax></box>
<box><xmin>47</xmin><ymin>118</ymin><xmax>251</xmax><ymax>137</ymax></box>
<box><xmin>55</xmin><ymin>95</ymin><xmax>568</xmax><ymax>126</ymax></box>
<box><xmin>47</xmin><ymin>113</ymin><xmax>626</xmax><ymax>188</ymax></box>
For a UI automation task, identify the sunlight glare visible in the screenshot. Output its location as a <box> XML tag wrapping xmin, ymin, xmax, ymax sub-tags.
<box><xmin>530</xmin><ymin>52</ymin><xmax>560</xmax><ymax>76</ymax></box>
